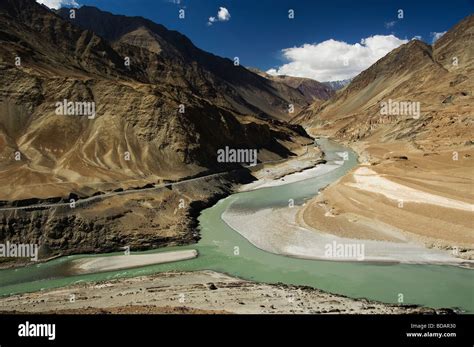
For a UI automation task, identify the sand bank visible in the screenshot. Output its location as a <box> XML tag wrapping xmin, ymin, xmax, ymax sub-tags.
<box><xmin>241</xmin><ymin>163</ymin><xmax>340</xmax><ymax>191</ymax></box>
<box><xmin>300</xmin><ymin>145</ymin><xmax>474</xmax><ymax>259</ymax></box>
<box><xmin>223</xmin><ymin>143</ymin><xmax>472</xmax><ymax>265</ymax></box>
<box><xmin>70</xmin><ymin>250</ymin><xmax>198</xmax><ymax>275</ymax></box>
<box><xmin>240</xmin><ymin>146</ymin><xmax>327</xmax><ymax>191</ymax></box>
<box><xmin>222</xmin><ymin>207</ymin><xmax>468</xmax><ymax>265</ymax></box>
<box><xmin>347</xmin><ymin>167</ymin><xmax>473</xmax><ymax>211</ymax></box>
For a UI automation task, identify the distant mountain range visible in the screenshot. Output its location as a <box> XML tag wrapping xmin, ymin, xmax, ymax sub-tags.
<box><xmin>55</xmin><ymin>6</ymin><xmax>332</xmax><ymax>120</ymax></box>
<box><xmin>322</xmin><ymin>79</ymin><xmax>352</xmax><ymax>91</ymax></box>
<box><xmin>247</xmin><ymin>67</ymin><xmax>334</xmax><ymax>102</ymax></box>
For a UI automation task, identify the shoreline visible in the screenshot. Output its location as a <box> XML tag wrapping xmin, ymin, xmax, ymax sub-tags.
<box><xmin>222</xmin><ymin>138</ymin><xmax>472</xmax><ymax>266</ymax></box>
<box><xmin>68</xmin><ymin>250</ymin><xmax>198</xmax><ymax>275</ymax></box>
<box><xmin>299</xmin><ymin>135</ymin><xmax>474</xmax><ymax>261</ymax></box>
<box><xmin>0</xmin><ymin>139</ymin><xmax>470</xmax><ymax>313</ymax></box>
<box><xmin>0</xmin><ymin>270</ymin><xmax>456</xmax><ymax>314</ymax></box>
<box><xmin>222</xmin><ymin>205</ymin><xmax>470</xmax><ymax>266</ymax></box>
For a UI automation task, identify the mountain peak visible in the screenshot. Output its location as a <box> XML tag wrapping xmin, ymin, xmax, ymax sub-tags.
<box><xmin>55</xmin><ymin>5</ymin><xmax>335</xmax><ymax>119</ymax></box>
<box><xmin>246</xmin><ymin>68</ymin><xmax>334</xmax><ymax>102</ymax></box>
<box><xmin>295</xmin><ymin>14</ymin><xmax>473</xmax><ymax>152</ymax></box>
<box><xmin>0</xmin><ymin>0</ymin><xmax>128</xmax><ymax>78</ymax></box>
<box><xmin>434</xmin><ymin>14</ymin><xmax>474</xmax><ymax>72</ymax></box>
<box><xmin>56</xmin><ymin>6</ymin><xmax>193</xmax><ymax>55</ymax></box>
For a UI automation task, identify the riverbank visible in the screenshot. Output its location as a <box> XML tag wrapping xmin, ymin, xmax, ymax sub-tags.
<box><xmin>240</xmin><ymin>144</ymin><xmax>326</xmax><ymax>191</ymax></box>
<box><xmin>222</xmin><ymin>138</ymin><xmax>469</xmax><ymax>265</ymax></box>
<box><xmin>0</xmin><ymin>270</ymin><xmax>453</xmax><ymax>314</ymax></box>
<box><xmin>299</xmin><ymin>139</ymin><xmax>474</xmax><ymax>261</ymax></box>
<box><xmin>0</xmin><ymin>169</ymin><xmax>253</xmax><ymax>270</ymax></box>
<box><xmin>69</xmin><ymin>250</ymin><xmax>198</xmax><ymax>275</ymax></box>
<box><xmin>1</xmin><ymin>138</ymin><xmax>472</xmax><ymax>313</ymax></box>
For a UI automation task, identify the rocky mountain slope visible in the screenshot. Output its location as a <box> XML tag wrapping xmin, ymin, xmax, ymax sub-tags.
<box><xmin>0</xmin><ymin>0</ymin><xmax>312</xmax><ymax>201</ymax></box>
<box><xmin>295</xmin><ymin>15</ymin><xmax>473</xmax><ymax>153</ymax></box>
<box><xmin>295</xmin><ymin>15</ymin><xmax>473</xmax><ymax>258</ymax></box>
<box><xmin>57</xmin><ymin>6</ymin><xmax>316</xmax><ymax>121</ymax></box>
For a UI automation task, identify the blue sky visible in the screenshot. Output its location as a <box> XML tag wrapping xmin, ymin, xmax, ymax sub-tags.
<box><xmin>39</xmin><ymin>0</ymin><xmax>473</xmax><ymax>81</ymax></box>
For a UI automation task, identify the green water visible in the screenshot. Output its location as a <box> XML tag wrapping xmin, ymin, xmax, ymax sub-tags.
<box><xmin>0</xmin><ymin>139</ymin><xmax>473</xmax><ymax>312</ymax></box>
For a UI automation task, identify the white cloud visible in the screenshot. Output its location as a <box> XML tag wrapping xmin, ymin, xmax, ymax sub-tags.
<box><xmin>267</xmin><ymin>35</ymin><xmax>408</xmax><ymax>82</ymax></box>
<box><xmin>36</xmin><ymin>0</ymin><xmax>79</xmax><ymax>9</ymax></box>
<box><xmin>217</xmin><ymin>7</ymin><xmax>230</xmax><ymax>21</ymax></box>
<box><xmin>412</xmin><ymin>35</ymin><xmax>423</xmax><ymax>41</ymax></box>
<box><xmin>430</xmin><ymin>31</ymin><xmax>447</xmax><ymax>43</ymax></box>
<box><xmin>207</xmin><ymin>17</ymin><xmax>216</xmax><ymax>26</ymax></box>
<box><xmin>208</xmin><ymin>7</ymin><xmax>231</xmax><ymax>25</ymax></box>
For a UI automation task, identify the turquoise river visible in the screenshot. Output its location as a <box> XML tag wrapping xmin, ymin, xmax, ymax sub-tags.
<box><xmin>0</xmin><ymin>139</ymin><xmax>473</xmax><ymax>312</ymax></box>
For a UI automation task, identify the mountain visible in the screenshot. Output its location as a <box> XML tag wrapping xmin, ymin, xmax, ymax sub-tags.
<box><xmin>433</xmin><ymin>15</ymin><xmax>474</xmax><ymax>74</ymax></box>
<box><xmin>294</xmin><ymin>15</ymin><xmax>473</xmax><ymax>262</ymax></box>
<box><xmin>56</xmin><ymin>6</ymin><xmax>316</xmax><ymax>120</ymax></box>
<box><xmin>295</xmin><ymin>14</ymin><xmax>473</xmax><ymax>153</ymax></box>
<box><xmin>322</xmin><ymin>79</ymin><xmax>352</xmax><ymax>91</ymax></box>
<box><xmin>0</xmin><ymin>0</ymin><xmax>311</xmax><ymax>201</ymax></box>
<box><xmin>247</xmin><ymin>68</ymin><xmax>334</xmax><ymax>103</ymax></box>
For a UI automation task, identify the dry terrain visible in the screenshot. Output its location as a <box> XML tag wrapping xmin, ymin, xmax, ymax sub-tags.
<box><xmin>300</xmin><ymin>141</ymin><xmax>474</xmax><ymax>259</ymax></box>
<box><xmin>294</xmin><ymin>15</ymin><xmax>474</xmax><ymax>259</ymax></box>
<box><xmin>0</xmin><ymin>270</ymin><xmax>453</xmax><ymax>314</ymax></box>
<box><xmin>0</xmin><ymin>170</ymin><xmax>251</xmax><ymax>266</ymax></box>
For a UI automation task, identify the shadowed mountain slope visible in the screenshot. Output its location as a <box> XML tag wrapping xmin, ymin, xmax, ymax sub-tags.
<box><xmin>57</xmin><ymin>6</ymin><xmax>316</xmax><ymax>120</ymax></box>
<box><xmin>0</xmin><ymin>0</ymin><xmax>311</xmax><ymax>200</ymax></box>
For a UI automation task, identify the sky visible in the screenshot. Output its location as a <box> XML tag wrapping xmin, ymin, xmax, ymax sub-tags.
<box><xmin>37</xmin><ymin>0</ymin><xmax>473</xmax><ymax>82</ymax></box>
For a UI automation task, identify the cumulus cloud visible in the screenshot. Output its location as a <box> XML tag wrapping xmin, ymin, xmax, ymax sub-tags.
<box><xmin>217</xmin><ymin>7</ymin><xmax>230</xmax><ymax>21</ymax></box>
<box><xmin>267</xmin><ymin>35</ymin><xmax>408</xmax><ymax>82</ymax></box>
<box><xmin>430</xmin><ymin>31</ymin><xmax>447</xmax><ymax>43</ymax></box>
<box><xmin>36</xmin><ymin>0</ymin><xmax>79</xmax><ymax>9</ymax></box>
<box><xmin>208</xmin><ymin>7</ymin><xmax>230</xmax><ymax>25</ymax></box>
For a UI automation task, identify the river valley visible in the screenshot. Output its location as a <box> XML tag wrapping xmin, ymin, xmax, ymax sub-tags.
<box><xmin>0</xmin><ymin>139</ymin><xmax>473</xmax><ymax>313</ymax></box>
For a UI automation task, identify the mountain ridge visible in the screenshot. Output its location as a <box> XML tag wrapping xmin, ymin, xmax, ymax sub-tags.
<box><xmin>247</xmin><ymin>67</ymin><xmax>334</xmax><ymax>103</ymax></box>
<box><xmin>294</xmin><ymin>14</ymin><xmax>473</xmax><ymax>153</ymax></box>
<box><xmin>56</xmin><ymin>5</ymin><xmax>318</xmax><ymax>120</ymax></box>
<box><xmin>0</xmin><ymin>0</ymin><xmax>312</xmax><ymax>201</ymax></box>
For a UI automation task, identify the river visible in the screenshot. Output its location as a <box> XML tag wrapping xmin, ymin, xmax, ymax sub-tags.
<box><xmin>0</xmin><ymin>138</ymin><xmax>473</xmax><ymax>312</ymax></box>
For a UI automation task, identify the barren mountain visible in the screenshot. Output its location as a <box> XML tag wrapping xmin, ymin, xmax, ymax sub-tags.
<box><xmin>247</xmin><ymin>67</ymin><xmax>334</xmax><ymax>103</ymax></box>
<box><xmin>322</xmin><ymin>79</ymin><xmax>352</xmax><ymax>91</ymax></box>
<box><xmin>0</xmin><ymin>0</ymin><xmax>312</xmax><ymax>201</ymax></box>
<box><xmin>56</xmin><ymin>6</ymin><xmax>316</xmax><ymax>120</ymax></box>
<box><xmin>296</xmin><ymin>15</ymin><xmax>473</xmax><ymax>257</ymax></box>
<box><xmin>295</xmin><ymin>15</ymin><xmax>473</xmax><ymax>152</ymax></box>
